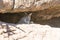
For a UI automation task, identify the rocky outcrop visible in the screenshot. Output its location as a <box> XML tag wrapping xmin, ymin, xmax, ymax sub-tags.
<box><xmin>0</xmin><ymin>24</ymin><xmax>60</xmax><ymax>40</ymax></box>
<box><xmin>0</xmin><ymin>0</ymin><xmax>60</xmax><ymax>13</ymax></box>
<box><xmin>0</xmin><ymin>0</ymin><xmax>60</xmax><ymax>27</ymax></box>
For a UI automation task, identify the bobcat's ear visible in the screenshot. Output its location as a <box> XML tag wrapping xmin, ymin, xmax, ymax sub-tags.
<box><xmin>25</xmin><ymin>13</ymin><xmax>28</xmax><ymax>15</ymax></box>
<box><xmin>29</xmin><ymin>13</ymin><xmax>32</xmax><ymax>16</ymax></box>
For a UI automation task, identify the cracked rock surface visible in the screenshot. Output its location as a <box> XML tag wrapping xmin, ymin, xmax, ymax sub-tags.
<box><xmin>0</xmin><ymin>0</ymin><xmax>60</xmax><ymax>13</ymax></box>
<box><xmin>0</xmin><ymin>24</ymin><xmax>60</xmax><ymax>40</ymax></box>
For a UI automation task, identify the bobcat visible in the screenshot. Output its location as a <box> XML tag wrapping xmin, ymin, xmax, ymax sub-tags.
<box><xmin>18</xmin><ymin>13</ymin><xmax>33</xmax><ymax>24</ymax></box>
<box><xmin>0</xmin><ymin>13</ymin><xmax>34</xmax><ymax>35</ymax></box>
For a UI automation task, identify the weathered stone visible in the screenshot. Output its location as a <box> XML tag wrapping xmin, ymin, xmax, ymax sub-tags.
<box><xmin>0</xmin><ymin>0</ymin><xmax>59</xmax><ymax>13</ymax></box>
<box><xmin>0</xmin><ymin>24</ymin><xmax>60</xmax><ymax>40</ymax></box>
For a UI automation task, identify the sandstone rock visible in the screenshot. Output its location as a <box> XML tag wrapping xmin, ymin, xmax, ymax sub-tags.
<box><xmin>0</xmin><ymin>24</ymin><xmax>60</xmax><ymax>40</ymax></box>
<box><xmin>0</xmin><ymin>0</ymin><xmax>60</xmax><ymax>13</ymax></box>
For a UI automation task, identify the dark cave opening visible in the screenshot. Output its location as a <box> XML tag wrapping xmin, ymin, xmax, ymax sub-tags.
<box><xmin>0</xmin><ymin>13</ymin><xmax>25</xmax><ymax>23</ymax></box>
<box><xmin>0</xmin><ymin>13</ymin><xmax>60</xmax><ymax>27</ymax></box>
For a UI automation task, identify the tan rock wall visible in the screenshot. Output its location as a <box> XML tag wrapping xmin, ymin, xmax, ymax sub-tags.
<box><xmin>0</xmin><ymin>0</ymin><xmax>60</xmax><ymax>13</ymax></box>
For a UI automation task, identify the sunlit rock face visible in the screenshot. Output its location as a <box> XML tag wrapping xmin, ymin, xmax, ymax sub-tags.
<box><xmin>0</xmin><ymin>0</ymin><xmax>60</xmax><ymax>13</ymax></box>
<box><xmin>0</xmin><ymin>23</ymin><xmax>60</xmax><ymax>40</ymax></box>
<box><xmin>14</xmin><ymin>0</ymin><xmax>35</xmax><ymax>9</ymax></box>
<box><xmin>0</xmin><ymin>0</ymin><xmax>3</xmax><ymax>8</ymax></box>
<box><xmin>14</xmin><ymin>0</ymin><xmax>52</xmax><ymax>9</ymax></box>
<box><xmin>3</xmin><ymin>0</ymin><xmax>13</xmax><ymax>7</ymax></box>
<box><xmin>0</xmin><ymin>0</ymin><xmax>13</xmax><ymax>10</ymax></box>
